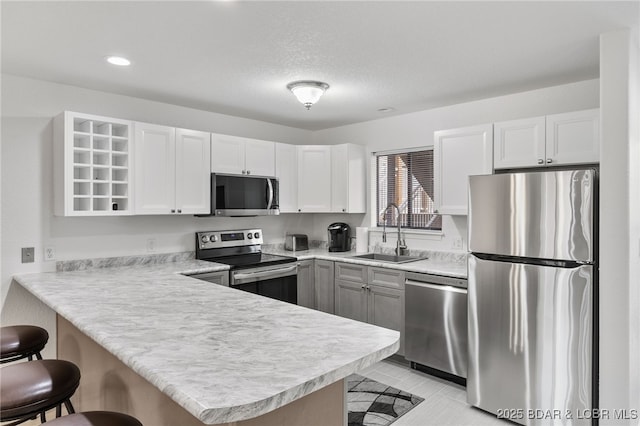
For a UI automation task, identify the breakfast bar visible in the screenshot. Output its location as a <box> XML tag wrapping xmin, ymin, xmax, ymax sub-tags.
<box><xmin>13</xmin><ymin>260</ymin><xmax>399</xmax><ymax>425</ymax></box>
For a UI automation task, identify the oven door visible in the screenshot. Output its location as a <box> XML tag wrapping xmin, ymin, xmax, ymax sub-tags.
<box><xmin>231</xmin><ymin>263</ymin><xmax>297</xmax><ymax>304</ymax></box>
<box><xmin>211</xmin><ymin>174</ymin><xmax>279</xmax><ymax>216</ymax></box>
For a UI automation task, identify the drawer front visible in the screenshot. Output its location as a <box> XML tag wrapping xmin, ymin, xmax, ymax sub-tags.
<box><xmin>335</xmin><ymin>262</ymin><xmax>368</xmax><ymax>283</ymax></box>
<box><xmin>368</xmin><ymin>267</ymin><xmax>405</xmax><ymax>289</ymax></box>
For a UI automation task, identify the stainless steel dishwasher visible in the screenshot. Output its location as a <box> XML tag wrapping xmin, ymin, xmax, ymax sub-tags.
<box><xmin>404</xmin><ymin>272</ymin><xmax>468</xmax><ymax>381</ymax></box>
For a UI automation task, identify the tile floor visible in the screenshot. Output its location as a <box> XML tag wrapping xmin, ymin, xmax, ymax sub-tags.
<box><xmin>359</xmin><ymin>357</ymin><xmax>507</xmax><ymax>426</ymax></box>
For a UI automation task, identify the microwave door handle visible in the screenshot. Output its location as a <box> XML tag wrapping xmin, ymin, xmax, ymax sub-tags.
<box><xmin>266</xmin><ymin>178</ymin><xmax>274</xmax><ymax>210</ymax></box>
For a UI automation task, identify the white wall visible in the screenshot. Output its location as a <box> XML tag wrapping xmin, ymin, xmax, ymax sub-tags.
<box><xmin>599</xmin><ymin>28</ymin><xmax>640</xmax><ymax>422</ymax></box>
<box><xmin>0</xmin><ymin>74</ymin><xmax>604</xmax><ymax>362</ymax></box>
<box><xmin>0</xmin><ymin>75</ymin><xmax>314</xmax><ymax>356</ymax></box>
<box><xmin>311</xmin><ymin>79</ymin><xmax>600</xmax><ymax>253</ymax></box>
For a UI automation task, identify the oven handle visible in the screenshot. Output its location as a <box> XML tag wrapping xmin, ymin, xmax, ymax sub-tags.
<box><xmin>232</xmin><ymin>264</ymin><xmax>297</xmax><ymax>283</ymax></box>
<box><xmin>266</xmin><ymin>178</ymin><xmax>274</xmax><ymax>210</ymax></box>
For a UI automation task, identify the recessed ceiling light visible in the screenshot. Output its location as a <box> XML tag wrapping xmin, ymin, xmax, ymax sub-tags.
<box><xmin>105</xmin><ymin>56</ymin><xmax>131</xmax><ymax>66</ymax></box>
<box><xmin>377</xmin><ymin>107</ymin><xmax>395</xmax><ymax>113</ymax></box>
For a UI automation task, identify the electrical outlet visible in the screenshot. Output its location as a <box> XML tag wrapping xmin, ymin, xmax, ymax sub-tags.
<box><xmin>21</xmin><ymin>247</ymin><xmax>35</xmax><ymax>263</ymax></box>
<box><xmin>44</xmin><ymin>246</ymin><xmax>56</xmax><ymax>261</ymax></box>
<box><xmin>452</xmin><ymin>237</ymin><xmax>463</xmax><ymax>250</ymax></box>
<box><xmin>147</xmin><ymin>238</ymin><xmax>157</xmax><ymax>252</ymax></box>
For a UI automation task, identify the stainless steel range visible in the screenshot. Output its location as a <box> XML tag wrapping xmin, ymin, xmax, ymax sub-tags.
<box><xmin>192</xmin><ymin>229</ymin><xmax>298</xmax><ymax>304</ymax></box>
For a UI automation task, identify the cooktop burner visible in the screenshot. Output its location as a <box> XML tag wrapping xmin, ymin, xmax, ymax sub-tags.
<box><xmin>204</xmin><ymin>252</ymin><xmax>297</xmax><ymax>270</ymax></box>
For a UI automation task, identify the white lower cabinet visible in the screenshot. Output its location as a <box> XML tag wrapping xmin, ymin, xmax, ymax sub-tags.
<box><xmin>135</xmin><ymin>123</ymin><xmax>210</xmax><ymax>215</ymax></box>
<box><xmin>334</xmin><ymin>263</ymin><xmax>405</xmax><ymax>355</ymax></box>
<box><xmin>434</xmin><ymin>124</ymin><xmax>493</xmax><ymax>215</ymax></box>
<box><xmin>494</xmin><ymin>109</ymin><xmax>600</xmax><ymax>169</ymax></box>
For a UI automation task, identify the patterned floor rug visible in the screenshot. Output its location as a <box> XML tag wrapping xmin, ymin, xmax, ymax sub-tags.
<box><xmin>347</xmin><ymin>374</ymin><xmax>424</xmax><ymax>426</ymax></box>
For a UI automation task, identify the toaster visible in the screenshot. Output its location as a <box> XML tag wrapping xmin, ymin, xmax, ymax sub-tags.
<box><xmin>285</xmin><ymin>234</ymin><xmax>309</xmax><ymax>251</ymax></box>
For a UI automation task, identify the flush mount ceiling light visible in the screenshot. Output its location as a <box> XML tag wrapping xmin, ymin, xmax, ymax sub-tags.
<box><xmin>286</xmin><ymin>80</ymin><xmax>329</xmax><ymax>110</ymax></box>
<box><xmin>105</xmin><ymin>56</ymin><xmax>131</xmax><ymax>66</ymax></box>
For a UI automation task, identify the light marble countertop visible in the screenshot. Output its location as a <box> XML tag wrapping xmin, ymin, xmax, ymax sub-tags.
<box><xmin>14</xmin><ymin>260</ymin><xmax>399</xmax><ymax>424</ymax></box>
<box><xmin>264</xmin><ymin>248</ymin><xmax>468</xmax><ymax>279</ymax></box>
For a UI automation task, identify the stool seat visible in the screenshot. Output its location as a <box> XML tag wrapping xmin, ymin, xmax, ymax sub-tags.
<box><xmin>43</xmin><ymin>411</ymin><xmax>143</xmax><ymax>426</ymax></box>
<box><xmin>0</xmin><ymin>325</ymin><xmax>49</xmax><ymax>363</ymax></box>
<box><xmin>0</xmin><ymin>359</ymin><xmax>80</xmax><ymax>422</ymax></box>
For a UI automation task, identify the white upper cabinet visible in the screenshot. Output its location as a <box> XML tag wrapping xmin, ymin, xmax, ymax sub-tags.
<box><xmin>275</xmin><ymin>143</ymin><xmax>298</xmax><ymax>213</ymax></box>
<box><xmin>135</xmin><ymin>123</ymin><xmax>176</xmax><ymax>214</ymax></box>
<box><xmin>135</xmin><ymin>123</ymin><xmax>210</xmax><ymax>215</ymax></box>
<box><xmin>546</xmin><ymin>109</ymin><xmax>600</xmax><ymax>166</ymax></box>
<box><xmin>54</xmin><ymin>111</ymin><xmax>133</xmax><ymax>216</ymax></box>
<box><xmin>210</xmin><ymin>134</ymin><xmax>244</xmax><ymax>174</ymax></box>
<box><xmin>434</xmin><ymin>124</ymin><xmax>493</xmax><ymax>215</ymax></box>
<box><xmin>297</xmin><ymin>145</ymin><xmax>332</xmax><ymax>212</ymax></box>
<box><xmin>331</xmin><ymin>144</ymin><xmax>366</xmax><ymax>213</ymax></box>
<box><xmin>245</xmin><ymin>138</ymin><xmax>276</xmax><ymax>177</ymax></box>
<box><xmin>494</xmin><ymin>109</ymin><xmax>600</xmax><ymax>169</ymax></box>
<box><xmin>211</xmin><ymin>133</ymin><xmax>275</xmax><ymax>177</ymax></box>
<box><xmin>175</xmin><ymin>129</ymin><xmax>211</xmax><ymax>214</ymax></box>
<box><xmin>494</xmin><ymin>116</ymin><xmax>546</xmax><ymax>169</ymax></box>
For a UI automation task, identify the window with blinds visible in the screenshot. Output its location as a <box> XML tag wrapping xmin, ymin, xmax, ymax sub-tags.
<box><xmin>376</xmin><ymin>149</ymin><xmax>441</xmax><ymax>230</ymax></box>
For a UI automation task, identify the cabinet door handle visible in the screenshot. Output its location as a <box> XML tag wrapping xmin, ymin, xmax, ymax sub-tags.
<box><xmin>242</xmin><ymin>170</ymin><xmax>246</xmax><ymax>174</ymax></box>
<box><xmin>177</xmin><ymin>209</ymin><xmax>182</xmax><ymax>213</ymax></box>
<box><xmin>171</xmin><ymin>209</ymin><xmax>176</xmax><ymax>213</ymax></box>
<box><xmin>537</xmin><ymin>159</ymin><xmax>544</xmax><ymax>165</ymax></box>
<box><xmin>246</xmin><ymin>170</ymin><xmax>251</xmax><ymax>175</ymax></box>
<box><xmin>546</xmin><ymin>158</ymin><xmax>552</xmax><ymax>164</ymax></box>
<box><xmin>298</xmin><ymin>209</ymin><xmax>302</xmax><ymax>212</ymax></box>
<box><xmin>342</xmin><ymin>208</ymin><xmax>346</xmax><ymax>212</ymax></box>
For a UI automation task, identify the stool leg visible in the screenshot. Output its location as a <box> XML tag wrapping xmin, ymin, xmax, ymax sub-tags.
<box><xmin>28</xmin><ymin>354</ymin><xmax>33</xmax><ymax>361</ymax></box>
<box><xmin>35</xmin><ymin>352</ymin><xmax>43</xmax><ymax>360</ymax></box>
<box><xmin>56</xmin><ymin>404</ymin><xmax>62</xmax><ymax>417</ymax></box>
<box><xmin>40</xmin><ymin>411</ymin><xmax>46</xmax><ymax>423</ymax></box>
<box><xmin>64</xmin><ymin>399</ymin><xmax>75</xmax><ymax>414</ymax></box>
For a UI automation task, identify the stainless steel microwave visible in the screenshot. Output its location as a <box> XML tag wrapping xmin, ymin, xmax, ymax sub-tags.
<box><xmin>208</xmin><ymin>174</ymin><xmax>279</xmax><ymax>217</ymax></box>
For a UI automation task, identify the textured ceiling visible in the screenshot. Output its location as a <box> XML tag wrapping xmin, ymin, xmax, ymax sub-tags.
<box><xmin>2</xmin><ymin>1</ymin><xmax>638</xmax><ymax>130</ymax></box>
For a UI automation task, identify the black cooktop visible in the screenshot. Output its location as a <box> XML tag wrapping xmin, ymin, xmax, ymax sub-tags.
<box><xmin>201</xmin><ymin>252</ymin><xmax>297</xmax><ymax>270</ymax></box>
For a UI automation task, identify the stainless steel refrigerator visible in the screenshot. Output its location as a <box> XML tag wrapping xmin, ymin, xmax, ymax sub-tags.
<box><xmin>467</xmin><ymin>169</ymin><xmax>597</xmax><ymax>426</ymax></box>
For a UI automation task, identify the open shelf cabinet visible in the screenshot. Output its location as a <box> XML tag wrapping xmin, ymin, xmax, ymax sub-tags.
<box><xmin>54</xmin><ymin>111</ymin><xmax>133</xmax><ymax>216</ymax></box>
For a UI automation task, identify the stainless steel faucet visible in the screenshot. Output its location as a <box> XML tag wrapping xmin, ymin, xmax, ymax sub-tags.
<box><xmin>382</xmin><ymin>203</ymin><xmax>408</xmax><ymax>256</ymax></box>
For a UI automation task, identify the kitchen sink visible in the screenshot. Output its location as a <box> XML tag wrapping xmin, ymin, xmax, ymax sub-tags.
<box><xmin>350</xmin><ymin>253</ymin><xmax>425</xmax><ymax>264</ymax></box>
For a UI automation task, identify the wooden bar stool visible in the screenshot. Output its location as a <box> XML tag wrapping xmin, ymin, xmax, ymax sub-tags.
<box><xmin>0</xmin><ymin>359</ymin><xmax>80</xmax><ymax>425</ymax></box>
<box><xmin>43</xmin><ymin>411</ymin><xmax>143</xmax><ymax>426</ymax></box>
<box><xmin>0</xmin><ymin>325</ymin><xmax>49</xmax><ymax>364</ymax></box>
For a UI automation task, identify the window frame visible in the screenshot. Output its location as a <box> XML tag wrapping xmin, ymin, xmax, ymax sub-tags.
<box><xmin>372</xmin><ymin>147</ymin><xmax>441</xmax><ymax>233</ymax></box>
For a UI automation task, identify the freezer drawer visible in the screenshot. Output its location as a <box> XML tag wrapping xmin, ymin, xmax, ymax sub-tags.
<box><xmin>405</xmin><ymin>274</ymin><xmax>468</xmax><ymax>378</ymax></box>
<box><xmin>467</xmin><ymin>255</ymin><xmax>593</xmax><ymax>425</ymax></box>
<box><xmin>468</xmin><ymin>169</ymin><xmax>595</xmax><ymax>262</ymax></box>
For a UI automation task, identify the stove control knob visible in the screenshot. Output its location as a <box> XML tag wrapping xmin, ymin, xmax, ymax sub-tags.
<box><xmin>201</xmin><ymin>235</ymin><xmax>210</xmax><ymax>243</ymax></box>
<box><xmin>254</xmin><ymin>232</ymin><xmax>260</xmax><ymax>239</ymax></box>
<box><xmin>210</xmin><ymin>235</ymin><xmax>218</xmax><ymax>242</ymax></box>
<box><xmin>247</xmin><ymin>233</ymin><xmax>253</xmax><ymax>239</ymax></box>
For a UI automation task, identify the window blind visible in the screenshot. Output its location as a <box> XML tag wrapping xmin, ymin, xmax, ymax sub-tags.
<box><xmin>376</xmin><ymin>150</ymin><xmax>441</xmax><ymax>230</ymax></box>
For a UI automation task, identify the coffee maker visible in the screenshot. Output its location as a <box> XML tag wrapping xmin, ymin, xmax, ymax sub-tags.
<box><xmin>327</xmin><ymin>223</ymin><xmax>351</xmax><ymax>252</ymax></box>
